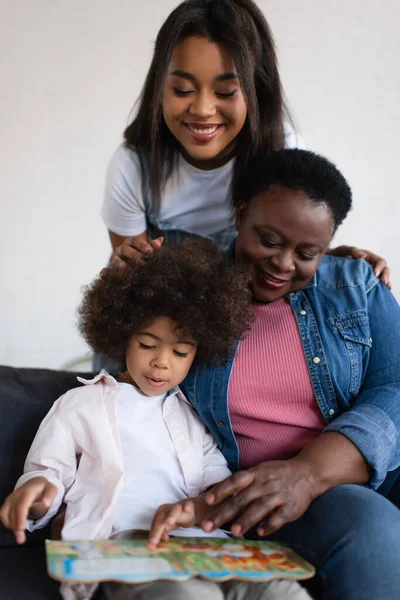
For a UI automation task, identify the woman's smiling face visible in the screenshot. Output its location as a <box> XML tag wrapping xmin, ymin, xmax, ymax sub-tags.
<box><xmin>162</xmin><ymin>35</ymin><xmax>248</xmax><ymax>170</ymax></box>
<box><xmin>235</xmin><ymin>185</ymin><xmax>335</xmax><ymax>303</ymax></box>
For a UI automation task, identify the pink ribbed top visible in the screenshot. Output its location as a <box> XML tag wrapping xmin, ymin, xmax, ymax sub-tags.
<box><xmin>228</xmin><ymin>298</ymin><xmax>326</xmax><ymax>470</ymax></box>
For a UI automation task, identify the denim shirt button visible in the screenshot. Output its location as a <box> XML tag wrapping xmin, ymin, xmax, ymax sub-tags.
<box><xmin>329</xmin><ymin>409</ymin><xmax>335</xmax><ymax>416</ymax></box>
<box><xmin>221</xmin><ymin>360</ymin><xmax>228</xmax><ymax>366</ymax></box>
<box><xmin>369</xmin><ymin>337</ymin><xmax>373</xmax><ymax>344</ymax></box>
<box><xmin>218</xmin><ymin>419</ymin><xmax>225</xmax><ymax>426</ymax></box>
<box><xmin>300</xmin><ymin>310</ymin><xmax>307</xmax><ymax>316</ymax></box>
<box><xmin>312</xmin><ymin>357</ymin><xmax>321</xmax><ymax>364</ymax></box>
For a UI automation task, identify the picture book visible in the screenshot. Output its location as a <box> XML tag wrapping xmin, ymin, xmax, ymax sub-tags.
<box><xmin>46</xmin><ymin>537</ymin><xmax>315</xmax><ymax>585</ymax></box>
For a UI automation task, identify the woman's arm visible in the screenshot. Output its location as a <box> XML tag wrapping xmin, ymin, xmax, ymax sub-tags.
<box><xmin>201</xmin><ymin>281</ymin><xmax>400</xmax><ymax>537</ymax></box>
<box><xmin>108</xmin><ymin>230</ymin><xmax>148</xmax><ymax>252</ymax></box>
<box><xmin>200</xmin><ymin>431</ymin><xmax>370</xmax><ymax>538</ymax></box>
<box><xmin>101</xmin><ymin>146</ymin><xmax>148</xmax><ymax>247</ymax></box>
<box><xmin>324</xmin><ymin>280</ymin><xmax>400</xmax><ymax>486</ymax></box>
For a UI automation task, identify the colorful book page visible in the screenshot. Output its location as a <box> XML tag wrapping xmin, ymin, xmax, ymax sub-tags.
<box><xmin>46</xmin><ymin>537</ymin><xmax>315</xmax><ymax>584</ymax></box>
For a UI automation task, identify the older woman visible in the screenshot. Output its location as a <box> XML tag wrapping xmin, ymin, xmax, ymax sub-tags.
<box><xmin>111</xmin><ymin>149</ymin><xmax>399</xmax><ymax>599</ymax></box>
<box><xmin>177</xmin><ymin>150</ymin><xmax>400</xmax><ymax>600</ymax></box>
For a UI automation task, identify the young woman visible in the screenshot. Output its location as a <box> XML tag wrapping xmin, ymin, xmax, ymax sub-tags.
<box><xmin>102</xmin><ymin>0</ymin><xmax>298</xmax><ymax>254</ymax></box>
<box><xmin>105</xmin><ymin>0</ymin><xmax>389</xmax><ymax>284</ymax></box>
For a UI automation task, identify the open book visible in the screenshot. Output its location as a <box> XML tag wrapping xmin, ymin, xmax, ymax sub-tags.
<box><xmin>46</xmin><ymin>537</ymin><xmax>315</xmax><ymax>584</ymax></box>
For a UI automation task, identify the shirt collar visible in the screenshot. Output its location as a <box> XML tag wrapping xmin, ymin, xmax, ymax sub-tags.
<box><xmin>76</xmin><ymin>369</ymin><xmax>119</xmax><ymax>389</ymax></box>
<box><xmin>76</xmin><ymin>371</ymin><xmax>190</xmax><ymax>405</ymax></box>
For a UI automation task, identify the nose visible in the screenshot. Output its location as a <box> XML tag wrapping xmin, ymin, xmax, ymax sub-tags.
<box><xmin>269</xmin><ymin>249</ymin><xmax>296</xmax><ymax>274</ymax></box>
<box><xmin>188</xmin><ymin>90</ymin><xmax>216</xmax><ymax>119</ymax></box>
<box><xmin>150</xmin><ymin>349</ymin><xmax>169</xmax><ymax>370</ymax></box>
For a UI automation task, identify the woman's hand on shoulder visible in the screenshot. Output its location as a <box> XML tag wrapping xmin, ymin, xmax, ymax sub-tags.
<box><xmin>201</xmin><ymin>458</ymin><xmax>316</xmax><ymax>538</ymax></box>
<box><xmin>327</xmin><ymin>245</ymin><xmax>391</xmax><ymax>288</ymax></box>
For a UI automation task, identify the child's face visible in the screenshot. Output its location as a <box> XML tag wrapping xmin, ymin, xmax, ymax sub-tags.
<box><xmin>125</xmin><ymin>317</ymin><xmax>198</xmax><ymax>396</ymax></box>
<box><xmin>235</xmin><ymin>185</ymin><xmax>334</xmax><ymax>303</ymax></box>
<box><xmin>162</xmin><ymin>35</ymin><xmax>248</xmax><ymax>170</ymax></box>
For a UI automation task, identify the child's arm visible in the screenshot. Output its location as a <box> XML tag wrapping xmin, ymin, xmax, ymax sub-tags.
<box><xmin>0</xmin><ymin>394</ymin><xmax>78</xmax><ymax>542</ymax></box>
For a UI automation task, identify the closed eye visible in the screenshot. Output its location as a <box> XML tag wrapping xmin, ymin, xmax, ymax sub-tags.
<box><xmin>297</xmin><ymin>252</ymin><xmax>317</xmax><ymax>261</ymax></box>
<box><xmin>139</xmin><ymin>342</ymin><xmax>155</xmax><ymax>350</ymax></box>
<box><xmin>260</xmin><ymin>237</ymin><xmax>282</xmax><ymax>249</ymax></box>
<box><xmin>173</xmin><ymin>88</ymin><xmax>237</xmax><ymax>98</ymax></box>
<box><xmin>173</xmin><ymin>87</ymin><xmax>194</xmax><ymax>96</ymax></box>
<box><xmin>216</xmin><ymin>90</ymin><xmax>237</xmax><ymax>98</ymax></box>
<box><xmin>174</xmin><ymin>350</ymin><xmax>189</xmax><ymax>358</ymax></box>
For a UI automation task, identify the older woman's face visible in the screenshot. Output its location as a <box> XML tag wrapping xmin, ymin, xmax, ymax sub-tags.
<box><xmin>235</xmin><ymin>185</ymin><xmax>335</xmax><ymax>303</ymax></box>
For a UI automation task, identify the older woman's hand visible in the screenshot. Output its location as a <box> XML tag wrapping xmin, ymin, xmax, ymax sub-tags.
<box><xmin>202</xmin><ymin>457</ymin><xmax>316</xmax><ymax>537</ymax></box>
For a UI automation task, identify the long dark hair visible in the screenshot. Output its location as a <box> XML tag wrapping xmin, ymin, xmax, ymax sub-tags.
<box><xmin>124</xmin><ymin>0</ymin><xmax>291</xmax><ymax>202</ymax></box>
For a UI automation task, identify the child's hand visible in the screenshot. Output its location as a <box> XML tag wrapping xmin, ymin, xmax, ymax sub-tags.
<box><xmin>0</xmin><ymin>477</ymin><xmax>58</xmax><ymax>544</ymax></box>
<box><xmin>147</xmin><ymin>500</ymin><xmax>196</xmax><ymax>550</ymax></box>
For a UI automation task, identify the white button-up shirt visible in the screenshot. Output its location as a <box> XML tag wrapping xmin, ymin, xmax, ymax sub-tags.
<box><xmin>17</xmin><ymin>371</ymin><xmax>231</xmax><ymax>541</ymax></box>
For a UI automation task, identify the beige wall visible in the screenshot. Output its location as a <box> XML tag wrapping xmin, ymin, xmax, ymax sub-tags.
<box><xmin>1</xmin><ymin>0</ymin><xmax>399</xmax><ymax>368</ymax></box>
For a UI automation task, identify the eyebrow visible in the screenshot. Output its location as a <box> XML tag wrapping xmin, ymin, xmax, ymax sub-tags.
<box><xmin>137</xmin><ymin>332</ymin><xmax>196</xmax><ymax>346</ymax></box>
<box><xmin>169</xmin><ymin>69</ymin><xmax>239</xmax><ymax>83</ymax></box>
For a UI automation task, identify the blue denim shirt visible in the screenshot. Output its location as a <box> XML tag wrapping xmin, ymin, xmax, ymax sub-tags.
<box><xmin>182</xmin><ymin>256</ymin><xmax>400</xmax><ymax>490</ymax></box>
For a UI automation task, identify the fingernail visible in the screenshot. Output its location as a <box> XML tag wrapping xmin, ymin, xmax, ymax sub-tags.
<box><xmin>231</xmin><ymin>524</ymin><xmax>242</xmax><ymax>536</ymax></box>
<box><xmin>203</xmin><ymin>520</ymin><xmax>213</xmax><ymax>531</ymax></box>
<box><xmin>206</xmin><ymin>494</ymin><xmax>215</xmax><ymax>504</ymax></box>
<box><xmin>144</xmin><ymin>247</ymin><xmax>153</xmax><ymax>254</ymax></box>
<box><xmin>257</xmin><ymin>527</ymin><xmax>264</xmax><ymax>536</ymax></box>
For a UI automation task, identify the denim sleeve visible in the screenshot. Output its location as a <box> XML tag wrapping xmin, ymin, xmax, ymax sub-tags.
<box><xmin>325</xmin><ymin>282</ymin><xmax>400</xmax><ymax>488</ymax></box>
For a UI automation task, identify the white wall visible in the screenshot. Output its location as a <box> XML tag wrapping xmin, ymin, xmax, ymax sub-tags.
<box><xmin>1</xmin><ymin>0</ymin><xmax>399</xmax><ymax>369</ymax></box>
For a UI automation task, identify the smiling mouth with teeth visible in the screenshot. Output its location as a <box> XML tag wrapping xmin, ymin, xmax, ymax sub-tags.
<box><xmin>185</xmin><ymin>124</ymin><xmax>222</xmax><ymax>135</ymax></box>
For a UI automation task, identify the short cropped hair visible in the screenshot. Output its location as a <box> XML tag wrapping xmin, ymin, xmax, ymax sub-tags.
<box><xmin>79</xmin><ymin>239</ymin><xmax>252</xmax><ymax>366</ymax></box>
<box><xmin>234</xmin><ymin>149</ymin><xmax>353</xmax><ymax>231</ymax></box>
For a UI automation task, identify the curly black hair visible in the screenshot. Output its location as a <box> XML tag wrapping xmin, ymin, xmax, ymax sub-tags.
<box><xmin>78</xmin><ymin>239</ymin><xmax>252</xmax><ymax>366</ymax></box>
<box><xmin>233</xmin><ymin>149</ymin><xmax>352</xmax><ymax>231</ymax></box>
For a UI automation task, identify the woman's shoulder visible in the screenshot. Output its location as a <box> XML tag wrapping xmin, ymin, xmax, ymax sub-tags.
<box><xmin>107</xmin><ymin>144</ymin><xmax>143</xmax><ymax>177</ymax></box>
<box><xmin>315</xmin><ymin>255</ymin><xmax>379</xmax><ymax>293</ymax></box>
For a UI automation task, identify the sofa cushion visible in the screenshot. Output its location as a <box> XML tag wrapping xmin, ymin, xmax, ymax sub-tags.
<box><xmin>0</xmin><ymin>366</ymin><xmax>93</xmax><ymax>547</ymax></box>
<box><xmin>0</xmin><ymin>545</ymin><xmax>62</xmax><ymax>599</ymax></box>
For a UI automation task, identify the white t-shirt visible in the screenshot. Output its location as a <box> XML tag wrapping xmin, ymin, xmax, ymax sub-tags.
<box><xmin>113</xmin><ymin>383</ymin><xmax>227</xmax><ymax>538</ymax></box>
<box><xmin>101</xmin><ymin>124</ymin><xmax>305</xmax><ymax>238</ymax></box>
